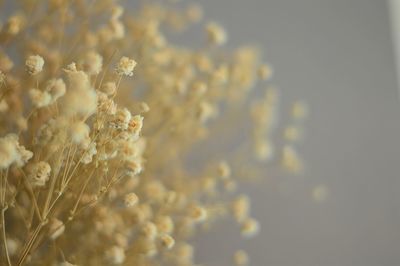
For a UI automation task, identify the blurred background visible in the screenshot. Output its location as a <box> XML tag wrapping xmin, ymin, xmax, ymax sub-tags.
<box><xmin>1</xmin><ymin>0</ymin><xmax>398</xmax><ymax>265</ymax></box>
<box><xmin>191</xmin><ymin>0</ymin><xmax>400</xmax><ymax>265</ymax></box>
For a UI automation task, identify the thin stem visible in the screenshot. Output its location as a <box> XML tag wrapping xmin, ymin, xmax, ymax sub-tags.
<box><xmin>17</xmin><ymin>222</ymin><xmax>44</xmax><ymax>266</ymax></box>
<box><xmin>70</xmin><ymin>168</ymin><xmax>96</xmax><ymax>217</ymax></box>
<box><xmin>19</xmin><ymin>169</ymin><xmax>42</xmax><ymax>222</ymax></box>
<box><xmin>1</xmin><ymin>206</ymin><xmax>12</xmax><ymax>266</ymax></box>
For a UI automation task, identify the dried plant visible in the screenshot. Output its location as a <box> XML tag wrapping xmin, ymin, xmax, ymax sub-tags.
<box><xmin>0</xmin><ymin>0</ymin><xmax>306</xmax><ymax>265</ymax></box>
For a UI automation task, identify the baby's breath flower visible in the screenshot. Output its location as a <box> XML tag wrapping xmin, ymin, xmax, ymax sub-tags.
<box><xmin>15</xmin><ymin>142</ymin><xmax>33</xmax><ymax>167</ymax></box>
<box><xmin>82</xmin><ymin>51</ymin><xmax>103</xmax><ymax>75</ymax></box>
<box><xmin>217</xmin><ymin>161</ymin><xmax>231</xmax><ymax>179</ymax></box>
<box><xmin>124</xmin><ymin>192</ymin><xmax>139</xmax><ymax>207</ymax></box>
<box><xmin>97</xmin><ymin>91</ymin><xmax>117</xmax><ymax>115</ymax></box>
<box><xmin>0</xmin><ymin>134</ymin><xmax>33</xmax><ymax>169</ymax></box>
<box><xmin>127</xmin><ymin>115</ymin><xmax>144</xmax><ymax>137</ymax></box>
<box><xmin>111</xmin><ymin>108</ymin><xmax>131</xmax><ymax>130</ymax></box>
<box><xmin>135</xmin><ymin>239</ymin><xmax>157</xmax><ymax>257</ymax></box>
<box><xmin>69</xmin><ymin>121</ymin><xmax>90</xmax><ymax>145</ymax></box>
<box><xmin>116</xmin><ymin>56</ymin><xmax>137</xmax><ymax>76</ymax></box>
<box><xmin>189</xmin><ymin>205</ymin><xmax>208</xmax><ymax>222</ymax></box>
<box><xmin>232</xmin><ymin>195</ymin><xmax>250</xmax><ymax>222</ymax></box>
<box><xmin>45</xmin><ymin>78</ymin><xmax>66</xmax><ymax>103</ymax></box>
<box><xmin>198</xmin><ymin>101</ymin><xmax>216</xmax><ymax>122</ymax></box>
<box><xmin>28</xmin><ymin>161</ymin><xmax>51</xmax><ymax>187</ymax></box>
<box><xmin>0</xmin><ymin>2</ymin><xmax>301</xmax><ymax>265</ymax></box>
<box><xmin>257</xmin><ymin>63</ymin><xmax>273</xmax><ymax>80</ymax></box>
<box><xmin>281</xmin><ymin>145</ymin><xmax>303</xmax><ymax>173</ymax></box>
<box><xmin>255</xmin><ymin>139</ymin><xmax>274</xmax><ymax>161</ymax></box>
<box><xmin>64</xmin><ymin>62</ymin><xmax>77</xmax><ymax>72</ymax></box>
<box><xmin>140</xmin><ymin>222</ymin><xmax>158</xmax><ymax>240</ymax></box>
<box><xmin>25</xmin><ymin>55</ymin><xmax>44</xmax><ymax>75</ymax></box>
<box><xmin>124</xmin><ymin>159</ymin><xmax>143</xmax><ymax>177</ymax></box>
<box><xmin>155</xmin><ymin>215</ymin><xmax>174</xmax><ymax>234</ymax></box>
<box><xmin>0</xmin><ymin>134</ymin><xmax>19</xmax><ymax>169</ymax></box>
<box><xmin>105</xmin><ymin>246</ymin><xmax>125</xmax><ymax>265</ymax></box>
<box><xmin>144</xmin><ymin>180</ymin><xmax>166</xmax><ymax>202</ymax></box>
<box><xmin>29</xmin><ymin>88</ymin><xmax>52</xmax><ymax>108</ymax></box>
<box><xmin>81</xmin><ymin>142</ymin><xmax>97</xmax><ymax>164</ymax></box>
<box><xmin>139</xmin><ymin>102</ymin><xmax>150</xmax><ymax>113</ymax></box>
<box><xmin>159</xmin><ymin>234</ymin><xmax>175</xmax><ymax>249</ymax></box>
<box><xmin>206</xmin><ymin>22</ymin><xmax>227</xmax><ymax>46</ymax></box>
<box><xmin>240</xmin><ymin>217</ymin><xmax>259</xmax><ymax>237</ymax></box>
<box><xmin>4</xmin><ymin>15</ymin><xmax>25</xmax><ymax>35</ymax></box>
<box><xmin>61</xmin><ymin>69</ymin><xmax>97</xmax><ymax>117</ymax></box>
<box><xmin>291</xmin><ymin>101</ymin><xmax>308</xmax><ymax>120</ymax></box>
<box><xmin>101</xmin><ymin>81</ymin><xmax>117</xmax><ymax>96</ymax></box>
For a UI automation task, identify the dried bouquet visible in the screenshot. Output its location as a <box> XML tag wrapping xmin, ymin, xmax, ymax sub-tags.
<box><xmin>0</xmin><ymin>0</ymin><xmax>306</xmax><ymax>265</ymax></box>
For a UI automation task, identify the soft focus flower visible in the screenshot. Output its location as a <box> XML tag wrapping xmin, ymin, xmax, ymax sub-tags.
<box><xmin>116</xmin><ymin>56</ymin><xmax>137</xmax><ymax>76</ymax></box>
<box><xmin>25</xmin><ymin>55</ymin><xmax>44</xmax><ymax>75</ymax></box>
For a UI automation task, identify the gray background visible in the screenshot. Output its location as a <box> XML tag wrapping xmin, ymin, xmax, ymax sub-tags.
<box><xmin>193</xmin><ymin>0</ymin><xmax>400</xmax><ymax>266</ymax></box>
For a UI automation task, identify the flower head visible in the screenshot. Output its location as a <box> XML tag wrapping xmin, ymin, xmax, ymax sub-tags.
<box><xmin>25</xmin><ymin>55</ymin><xmax>44</xmax><ymax>75</ymax></box>
<box><xmin>116</xmin><ymin>56</ymin><xmax>137</xmax><ymax>76</ymax></box>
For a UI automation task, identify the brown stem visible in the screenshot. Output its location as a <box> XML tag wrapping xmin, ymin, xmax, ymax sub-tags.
<box><xmin>1</xmin><ymin>206</ymin><xmax>12</xmax><ymax>266</ymax></box>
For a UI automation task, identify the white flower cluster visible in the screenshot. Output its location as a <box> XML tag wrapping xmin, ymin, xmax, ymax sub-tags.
<box><xmin>0</xmin><ymin>134</ymin><xmax>32</xmax><ymax>169</ymax></box>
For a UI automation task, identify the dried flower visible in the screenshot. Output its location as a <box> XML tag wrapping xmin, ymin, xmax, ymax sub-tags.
<box><xmin>116</xmin><ymin>56</ymin><xmax>137</xmax><ymax>76</ymax></box>
<box><xmin>28</xmin><ymin>161</ymin><xmax>51</xmax><ymax>187</ymax></box>
<box><xmin>69</xmin><ymin>121</ymin><xmax>90</xmax><ymax>145</ymax></box>
<box><xmin>206</xmin><ymin>22</ymin><xmax>227</xmax><ymax>45</ymax></box>
<box><xmin>111</xmin><ymin>108</ymin><xmax>131</xmax><ymax>130</ymax></box>
<box><xmin>82</xmin><ymin>51</ymin><xmax>103</xmax><ymax>75</ymax></box>
<box><xmin>155</xmin><ymin>215</ymin><xmax>174</xmax><ymax>234</ymax></box>
<box><xmin>189</xmin><ymin>205</ymin><xmax>208</xmax><ymax>222</ymax></box>
<box><xmin>291</xmin><ymin>101</ymin><xmax>308</xmax><ymax>120</ymax></box>
<box><xmin>0</xmin><ymin>134</ymin><xmax>19</xmax><ymax>169</ymax></box>
<box><xmin>45</xmin><ymin>78</ymin><xmax>66</xmax><ymax>102</ymax></box>
<box><xmin>281</xmin><ymin>145</ymin><xmax>303</xmax><ymax>173</ymax></box>
<box><xmin>101</xmin><ymin>81</ymin><xmax>117</xmax><ymax>96</ymax></box>
<box><xmin>240</xmin><ymin>217</ymin><xmax>259</xmax><ymax>237</ymax></box>
<box><xmin>105</xmin><ymin>246</ymin><xmax>125</xmax><ymax>265</ymax></box>
<box><xmin>257</xmin><ymin>64</ymin><xmax>273</xmax><ymax>80</ymax></box>
<box><xmin>29</xmin><ymin>88</ymin><xmax>52</xmax><ymax>108</ymax></box>
<box><xmin>0</xmin><ymin>134</ymin><xmax>32</xmax><ymax>169</ymax></box>
<box><xmin>234</xmin><ymin>250</ymin><xmax>249</xmax><ymax>265</ymax></box>
<box><xmin>0</xmin><ymin>2</ymin><xmax>306</xmax><ymax>265</ymax></box>
<box><xmin>159</xmin><ymin>234</ymin><xmax>175</xmax><ymax>249</ymax></box>
<box><xmin>127</xmin><ymin>115</ymin><xmax>144</xmax><ymax>138</ymax></box>
<box><xmin>218</xmin><ymin>161</ymin><xmax>231</xmax><ymax>179</ymax></box>
<box><xmin>25</xmin><ymin>55</ymin><xmax>44</xmax><ymax>75</ymax></box>
<box><xmin>140</xmin><ymin>222</ymin><xmax>158</xmax><ymax>240</ymax></box>
<box><xmin>232</xmin><ymin>195</ymin><xmax>250</xmax><ymax>222</ymax></box>
<box><xmin>61</xmin><ymin>68</ymin><xmax>97</xmax><ymax>117</ymax></box>
<box><xmin>124</xmin><ymin>192</ymin><xmax>139</xmax><ymax>207</ymax></box>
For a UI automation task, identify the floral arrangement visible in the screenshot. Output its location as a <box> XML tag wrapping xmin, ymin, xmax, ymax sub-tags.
<box><xmin>0</xmin><ymin>0</ymin><xmax>306</xmax><ymax>265</ymax></box>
